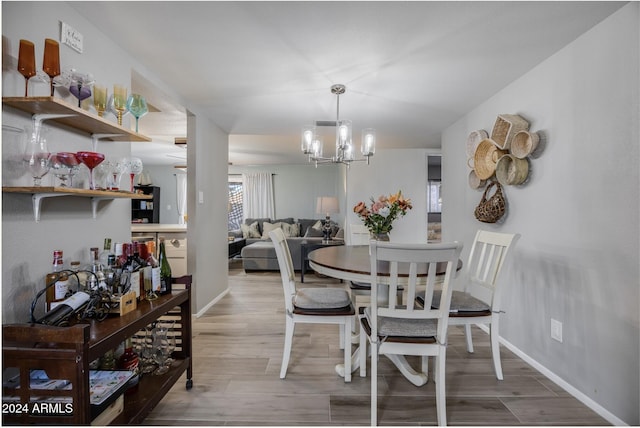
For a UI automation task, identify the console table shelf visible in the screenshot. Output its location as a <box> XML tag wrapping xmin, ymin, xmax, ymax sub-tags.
<box><xmin>2</xmin><ymin>96</ymin><xmax>151</xmax><ymax>142</ymax></box>
<box><xmin>2</xmin><ymin>277</ymin><xmax>193</xmax><ymax>425</ymax></box>
<box><xmin>2</xmin><ymin>187</ymin><xmax>151</xmax><ymax>222</ymax></box>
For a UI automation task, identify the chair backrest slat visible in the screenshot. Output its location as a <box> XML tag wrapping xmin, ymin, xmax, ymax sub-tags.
<box><xmin>370</xmin><ymin>241</ymin><xmax>463</xmax><ymax>343</ymax></box>
<box><xmin>465</xmin><ymin>230</ymin><xmax>520</xmax><ymax>310</ymax></box>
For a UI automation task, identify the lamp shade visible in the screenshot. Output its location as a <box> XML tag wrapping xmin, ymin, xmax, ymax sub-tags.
<box><xmin>316</xmin><ymin>196</ymin><xmax>339</xmax><ymax>215</ymax></box>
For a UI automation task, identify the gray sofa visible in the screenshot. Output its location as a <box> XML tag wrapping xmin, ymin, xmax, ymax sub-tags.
<box><xmin>231</xmin><ymin>217</ymin><xmax>343</xmax><ymax>271</ymax></box>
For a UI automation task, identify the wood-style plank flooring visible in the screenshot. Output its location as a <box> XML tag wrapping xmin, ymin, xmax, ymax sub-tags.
<box><xmin>144</xmin><ymin>260</ymin><xmax>609</xmax><ymax>426</ymax></box>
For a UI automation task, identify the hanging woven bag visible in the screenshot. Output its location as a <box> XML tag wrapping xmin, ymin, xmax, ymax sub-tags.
<box><xmin>474</xmin><ymin>180</ymin><xmax>506</xmax><ymax>223</ymax></box>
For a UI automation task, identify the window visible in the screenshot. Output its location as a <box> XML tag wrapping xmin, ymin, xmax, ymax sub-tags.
<box><xmin>228</xmin><ymin>177</ymin><xmax>243</xmax><ymax>231</ymax></box>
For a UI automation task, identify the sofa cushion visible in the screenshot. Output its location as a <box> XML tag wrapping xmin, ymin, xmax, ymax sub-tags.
<box><xmin>294</xmin><ymin>288</ymin><xmax>352</xmax><ymax>309</ymax></box>
<box><xmin>298</xmin><ymin>219</ymin><xmax>321</xmax><ymax>237</ymax></box>
<box><xmin>245</xmin><ymin>218</ymin><xmax>271</xmax><ymax>235</ymax></box>
<box><xmin>240</xmin><ymin>221</ymin><xmax>261</xmax><ymax>238</ymax></box>
<box><xmin>304</xmin><ymin>226</ymin><xmax>324</xmax><ymax>237</ymax></box>
<box><xmin>241</xmin><ymin>241</ymin><xmax>276</xmax><ymax>258</ymax></box>
<box><xmin>261</xmin><ymin>221</ymin><xmax>300</xmax><ymax>239</ymax></box>
<box><xmin>273</xmin><ymin>217</ymin><xmax>294</xmax><ymax>225</ymax></box>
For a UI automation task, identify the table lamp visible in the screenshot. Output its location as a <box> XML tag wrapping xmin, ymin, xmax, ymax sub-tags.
<box><xmin>316</xmin><ymin>196</ymin><xmax>339</xmax><ymax>243</ymax></box>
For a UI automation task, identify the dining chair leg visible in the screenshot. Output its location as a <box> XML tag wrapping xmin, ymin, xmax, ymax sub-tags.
<box><xmin>435</xmin><ymin>350</ymin><xmax>447</xmax><ymax>426</ymax></box>
<box><xmin>490</xmin><ymin>315</ymin><xmax>503</xmax><ymax>380</ymax></box>
<box><xmin>280</xmin><ymin>316</ymin><xmax>294</xmax><ymax>379</ymax></box>
<box><xmin>371</xmin><ymin>340</ymin><xmax>378</xmax><ymax>426</ymax></box>
<box><xmin>421</xmin><ymin>356</ymin><xmax>429</xmax><ymax>382</ymax></box>
<box><xmin>359</xmin><ymin>322</ymin><xmax>367</xmax><ymax>377</ymax></box>
<box><xmin>339</xmin><ymin>324</ymin><xmax>345</xmax><ymax>350</ymax></box>
<box><xmin>464</xmin><ymin>324</ymin><xmax>474</xmax><ymax>353</ymax></box>
<box><xmin>343</xmin><ymin>320</ymin><xmax>352</xmax><ymax>382</ymax></box>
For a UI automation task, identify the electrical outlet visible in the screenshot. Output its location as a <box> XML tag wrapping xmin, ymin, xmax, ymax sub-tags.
<box><xmin>551</xmin><ymin>318</ymin><xmax>563</xmax><ymax>343</ymax></box>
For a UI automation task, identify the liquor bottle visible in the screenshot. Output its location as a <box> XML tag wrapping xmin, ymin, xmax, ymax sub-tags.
<box><xmin>120</xmin><ymin>243</ymin><xmax>143</xmax><ymax>298</ymax></box>
<box><xmin>68</xmin><ymin>260</ymin><xmax>82</xmax><ymax>291</ymax></box>
<box><xmin>118</xmin><ymin>337</ymin><xmax>140</xmax><ymax>394</ymax></box>
<box><xmin>134</xmin><ymin>242</ymin><xmax>147</xmax><ymax>300</ymax></box>
<box><xmin>37</xmin><ymin>291</ymin><xmax>91</xmax><ymax>326</ymax></box>
<box><xmin>87</xmin><ymin>247</ymin><xmax>106</xmax><ymax>290</ymax></box>
<box><xmin>99</xmin><ymin>238</ymin><xmax>113</xmax><ymax>267</ymax></box>
<box><xmin>45</xmin><ymin>250</ymin><xmax>69</xmax><ymax>312</ymax></box>
<box><xmin>145</xmin><ymin>241</ymin><xmax>161</xmax><ymax>295</ymax></box>
<box><xmin>158</xmin><ymin>239</ymin><xmax>172</xmax><ymax>295</ymax></box>
<box><xmin>103</xmin><ymin>254</ymin><xmax>118</xmax><ymax>294</ymax></box>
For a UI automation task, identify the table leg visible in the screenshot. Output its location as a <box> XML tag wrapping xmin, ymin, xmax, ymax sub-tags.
<box><xmin>335</xmin><ymin>346</ymin><xmax>361</xmax><ymax>377</ymax></box>
<box><xmin>300</xmin><ymin>247</ymin><xmax>306</xmax><ymax>283</ymax></box>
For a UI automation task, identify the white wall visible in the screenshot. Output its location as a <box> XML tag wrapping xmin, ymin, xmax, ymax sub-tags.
<box><xmin>346</xmin><ymin>149</ymin><xmax>430</xmax><ymax>243</ymax></box>
<box><xmin>442</xmin><ymin>3</ymin><xmax>639</xmax><ymax>424</ymax></box>
<box><xmin>2</xmin><ymin>2</ymin><xmax>229</xmax><ymax>319</ymax></box>
<box><xmin>139</xmin><ymin>165</ymin><xmax>181</xmax><ymax>224</ymax></box>
<box><xmin>228</xmin><ymin>163</ymin><xmax>346</xmax><ymax>225</ymax></box>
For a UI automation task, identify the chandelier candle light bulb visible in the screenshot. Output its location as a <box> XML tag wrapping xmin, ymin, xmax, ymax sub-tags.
<box><xmin>302</xmin><ymin>84</ymin><xmax>375</xmax><ymax>167</ymax></box>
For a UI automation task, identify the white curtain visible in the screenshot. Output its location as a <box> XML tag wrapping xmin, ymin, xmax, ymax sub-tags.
<box><xmin>175</xmin><ymin>172</ymin><xmax>187</xmax><ymax>224</ymax></box>
<box><xmin>242</xmin><ymin>172</ymin><xmax>275</xmax><ymax>220</ymax></box>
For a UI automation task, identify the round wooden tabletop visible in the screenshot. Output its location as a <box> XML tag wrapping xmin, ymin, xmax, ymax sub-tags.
<box><xmin>307</xmin><ymin>245</ymin><xmax>462</xmax><ymax>283</ymax></box>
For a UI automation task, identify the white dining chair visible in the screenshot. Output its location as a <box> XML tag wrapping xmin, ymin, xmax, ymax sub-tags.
<box><xmin>269</xmin><ymin>228</ymin><xmax>355</xmax><ymax>382</ymax></box>
<box><xmin>360</xmin><ymin>240</ymin><xmax>463</xmax><ymax>426</ymax></box>
<box><xmin>418</xmin><ymin>230</ymin><xmax>520</xmax><ymax>380</ymax></box>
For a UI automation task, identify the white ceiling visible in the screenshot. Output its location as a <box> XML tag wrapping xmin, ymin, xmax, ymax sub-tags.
<box><xmin>69</xmin><ymin>1</ymin><xmax>625</xmax><ymax>166</ymax></box>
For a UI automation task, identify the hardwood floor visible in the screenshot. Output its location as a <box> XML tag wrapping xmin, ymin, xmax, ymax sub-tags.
<box><xmin>144</xmin><ymin>260</ymin><xmax>609</xmax><ymax>426</ymax></box>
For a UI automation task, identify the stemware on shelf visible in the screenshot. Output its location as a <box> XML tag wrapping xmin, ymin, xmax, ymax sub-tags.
<box><xmin>125</xmin><ymin>157</ymin><xmax>143</xmax><ymax>192</ymax></box>
<box><xmin>69</xmin><ymin>71</ymin><xmax>94</xmax><ymax>108</ymax></box>
<box><xmin>140</xmin><ymin>323</ymin><xmax>157</xmax><ymax>374</ymax></box>
<box><xmin>50</xmin><ymin>152</ymin><xmax>80</xmax><ymax>187</ymax></box>
<box><xmin>108</xmin><ymin>158</ymin><xmax>127</xmax><ymax>191</ymax></box>
<box><xmin>42</xmin><ymin>39</ymin><xmax>60</xmax><ymax>97</ymax></box>
<box><xmin>113</xmin><ymin>84</ymin><xmax>128</xmax><ymax>126</ymax></box>
<box><xmin>94</xmin><ymin>160</ymin><xmax>111</xmax><ymax>190</ymax></box>
<box><xmin>126</xmin><ymin>94</ymin><xmax>148</xmax><ymax>133</ymax></box>
<box><xmin>17</xmin><ymin>39</ymin><xmax>36</xmax><ymax>97</ymax></box>
<box><xmin>23</xmin><ymin>124</ymin><xmax>51</xmax><ymax>186</ymax></box>
<box><xmin>93</xmin><ymin>84</ymin><xmax>108</xmax><ymax>117</ymax></box>
<box><xmin>76</xmin><ymin>151</ymin><xmax>105</xmax><ymax>190</ymax></box>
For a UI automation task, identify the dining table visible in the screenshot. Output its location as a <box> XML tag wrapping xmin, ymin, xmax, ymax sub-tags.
<box><xmin>308</xmin><ymin>244</ymin><xmax>462</xmax><ymax>386</ymax></box>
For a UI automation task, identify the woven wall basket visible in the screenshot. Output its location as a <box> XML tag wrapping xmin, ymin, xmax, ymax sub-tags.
<box><xmin>496</xmin><ymin>154</ymin><xmax>529</xmax><ymax>185</ymax></box>
<box><xmin>466</xmin><ymin>129</ymin><xmax>488</xmax><ymax>158</ymax></box>
<box><xmin>474</xmin><ymin>180</ymin><xmax>506</xmax><ymax>223</ymax></box>
<box><xmin>468</xmin><ymin>169</ymin><xmax>486</xmax><ymax>189</ymax></box>
<box><xmin>511</xmin><ymin>130</ymin><xmax>540</xmax><ymax>159</ymax></box>
<box><xmin>491</xmin><ymin>114</ymin><xmax>529</xmax><ymax>150</ymax></box>
<box><xmin>474</xmin><ymin>138</ymin><xmax>507</xmax><ymax>180</ymax></box>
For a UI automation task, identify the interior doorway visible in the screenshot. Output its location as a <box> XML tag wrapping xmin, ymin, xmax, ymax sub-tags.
<box><xmin>426</xmin><ymin>154</ymin><xmax>442</xmax><ymax>242</ymax></box>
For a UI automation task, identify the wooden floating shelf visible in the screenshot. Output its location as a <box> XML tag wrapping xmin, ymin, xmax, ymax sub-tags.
<box><xmin>2</xmin><ymin>186</ymin><xmax>151</xmax><ymax>221</ymax></box>
<box><xmin>2</xmin><ymin>96</ymin><xmax>151</xmax><ymax>142</ymax></box>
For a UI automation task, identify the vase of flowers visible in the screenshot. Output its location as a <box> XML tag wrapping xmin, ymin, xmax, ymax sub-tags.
<box><xmin>353</xmin><ymin>190</ymin><xmax>413</xmax><ymax>241</ymax></box>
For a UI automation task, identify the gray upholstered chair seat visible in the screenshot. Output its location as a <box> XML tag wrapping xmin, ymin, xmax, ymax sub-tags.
<box><xmin>294</xmin><ymin>288</ymin><xmax>352</xmax><ymax>309</ymax></box>
<box><xmin>364</xmin><ymin>306</ymin><xmax>437</xmax><ymax>338</ymax></box>
<box><xmin>430</xmin><ymin>290</ymin><xmax>491</xmax><ymax>313</ymax></box>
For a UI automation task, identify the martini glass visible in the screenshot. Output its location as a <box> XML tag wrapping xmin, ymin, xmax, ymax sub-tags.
<box><xmin>51</xmin><ymin>152</ymin><xmax>80</xmax><ymax>187</ymax></box>
<box><xmin>126</xmin><ymin>94</ymin><xmax>148</xmax><ymax>133</ymax></box>
<box><xmin>126</xmin><ymin>157</ymin><xmax>143</xmax><ymax>192</ymax></box>
<box><xmin>76</xmin><ymin>151</ymin><xmax>105</xmax><ymax>190</ymax></box>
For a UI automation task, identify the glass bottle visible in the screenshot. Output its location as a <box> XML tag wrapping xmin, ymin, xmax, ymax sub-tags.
<box><xmin>45</xmin><ymin>250</ymin><xmax>69</xmax><ymax>312</ymax></box>
<box><xmin>158</xmin><ymin>239</ymin><xmax>172</xmax><ymax>295</ymax></box>
<box><xmin>145</xmin><ymin>241</ymin><xmax>161</xmax><ymax>297</ymax></box>
<box><xmin>118</xmin><ymin>337</ymin><xmax>140</xmax><ymax>394</ymax></box>
<box><xmin>99</xmin><ymin>238</ymin><xmax>113</xmax><ymax>268</ymax></box>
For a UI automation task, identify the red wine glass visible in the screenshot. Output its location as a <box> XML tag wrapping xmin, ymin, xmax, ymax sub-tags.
<box><xmin>76</xmin><ymin>151</ymin><xmax>105</xmax><ymax>190</ymax></box>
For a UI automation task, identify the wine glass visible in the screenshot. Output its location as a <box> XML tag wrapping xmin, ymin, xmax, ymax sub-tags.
<box><xmin>69</xmin><ymin>72</ymin><xmax>94</xmax><ymax>108</ymax></box>
<box><xmin>17</xmin><ymin>39</ymin><xmax>36</xmax><ymax>97</ymax></box>
<box><xmin>93</xmin><ymin>84</ymin><xmax>108</xmax><ymax>117</ymax></box>
<box><xmin>152</xmin><ymin>322</ymin><xmax>175</xmax><ymax>375</ymax></box>
<box><xmin>113</xmin><ymin>84</ymin><xmax>128</xmax><ymax>126</ymax></box>
<box><xmin>140</xmin><ymin>324</ymin><xmax>157</xmax><ymax>374</ymax></box>
<box><xmin>94</xmin><ymin>161</ymin><xmax>111</xmax><ymax>190</ymax></box>
<box><xmin>125</xmin><ymin>157</ymin><xmax>143</xmax><ymax>192</ymax></box>
<box><xmin>76</xmin><ymin>151</ymin><xmax>105</xmax><ymax>190</ymax></box>
<box><xmin>108</xmin><ymin>158</ymin><xmax>127</xmax><ymax>191</ymax></box>
<box><xmin>23</xmin><ymin>124</ymin><xmax>51</xmax><ymax>186</ymax></box>
<box><xmin>126</xmin><ymin>94</ymin><xmax>148</xmax><ymax>133</ymax></box>
<box><xmin>42</xmin><ymin>39</ymin><xmax>60</xmax><ymax>97</ymax></box>
<box><xmin>50</xmin><ymin>152</ymin><xmax>80</xmax><ymax>187</ymax></box>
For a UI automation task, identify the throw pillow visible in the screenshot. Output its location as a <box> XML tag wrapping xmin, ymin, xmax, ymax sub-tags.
<box><xmin>241</xmin><ymin>221</ymin><xmax>261</xmax><ymax>239</ymax></box>
<box><xmin>304</xmin><ymin>226</ymin><xmax>324</xmax><ymax>237</ymax></box>
<box><xmin>261</xmin><ymin>221</ymin><xmax>281</xmax><ymax>239</ymax></box>
<box><xmin>281</xmin><ymin>222</ymin><xmax>300</xmax><ymax>238</ymax></box>
<box><xmin>311</xmin><ymin>220</ymin><xmax>324</xmax><ymax>231</ymax></box>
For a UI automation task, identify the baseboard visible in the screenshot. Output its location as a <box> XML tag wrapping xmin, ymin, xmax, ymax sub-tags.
<box><xmin>475</xmin><ymin>324</ymin><xmax>626</xmax><ymax>426</ymax></box>
<box><xmin>195</xmin><ymin>287</ymin><xmax>230</xmax><ymax>318</ymax></box>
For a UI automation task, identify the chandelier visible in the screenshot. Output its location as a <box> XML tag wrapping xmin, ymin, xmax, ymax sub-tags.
<box><xmin>301</xmin><ymin>84</ymin><xmax>376</xmax><ymax>167</ymax></box>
